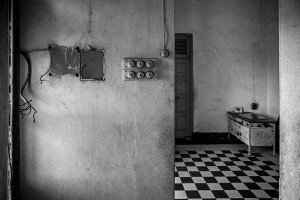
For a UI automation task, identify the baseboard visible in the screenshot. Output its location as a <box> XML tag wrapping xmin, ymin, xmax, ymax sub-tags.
<box><xmin>175</xmin><ymin>132</ymin><xmax>243</xmax><ymax>145</ymax></box>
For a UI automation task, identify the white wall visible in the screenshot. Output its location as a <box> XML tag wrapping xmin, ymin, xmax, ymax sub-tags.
<box><xmin>279</xmin><ymin>0</ymin><xmax>300</xmax><ymax>199</ymax></box>
<box><xmin>20</xmin><ymin>0</ymin><xmax>174</xmax><ymax>199</ymax></box>
<box><xmin>175</xmin><ymin>0</ymin><xmax>279</xmax><ymax>132</ymax></box>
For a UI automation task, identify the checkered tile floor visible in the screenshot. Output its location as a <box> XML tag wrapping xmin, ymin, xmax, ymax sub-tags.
<box><xmin>175</xmin><ymin>150</ymin><xmax>279</xmax><ymax>200</ymax></box>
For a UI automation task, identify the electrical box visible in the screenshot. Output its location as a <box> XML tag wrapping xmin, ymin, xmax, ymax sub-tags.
<box><xmin>49</xmin><ymin>44</ymin><xmax>80</xmax><ymax>78</ymax></box>
<box><xmin>80</xmin><ymin>49</ymin><xmax>105</xmax><ymax>81</ymax></box>
<box><xmin>122</xmin><ymin>58</ymin><xmax>158</xmax><ymax>81</ymax></box>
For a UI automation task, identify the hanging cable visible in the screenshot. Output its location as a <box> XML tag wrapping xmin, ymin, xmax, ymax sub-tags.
<box><xmin>40</xmin><ymin>67</ymin><xmax>51</xmax><ymax>83</ymax></box>
<box><xmin>160</xmin><ymin>0</ymin><xmax>169</xmax><ymax>57</ymax></box>
<box><xmin>19</xmin><ymin>51</ymin><xmax>37</xmax><ymax>122</ymax></box>
<box><xmin>39</xmin><ymin>46</ymin><xmax>53</xmax><ymax>83</ymax></box>
<box><xmin>253</xmin><ymin>0</ymin><xmax>262</xmax><ymax>104</ymax></box>
<box><xmin>252</xmin><ymin>44</ymin><xmax>256</xmax><ymax>103</ymax></box>
<box><xmin>250</xmin><ymin>0</ymin><xmax>263</xmax><ymax>110</ymax></box>
<box><xmin>22</xmin><ymin>48</ymin><xmax>49</xmax><ymax>53</ymax></box>
<box><xmin>162</xmin><ymin>0</ymin><xmax>166</xmax><ymax>49</ymax></box>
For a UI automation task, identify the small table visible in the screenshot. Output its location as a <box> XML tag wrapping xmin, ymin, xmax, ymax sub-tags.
<box><xmin>227</xmin><ymin>112</ymin><xmax>276</xmax><ymax>156</ymax></box>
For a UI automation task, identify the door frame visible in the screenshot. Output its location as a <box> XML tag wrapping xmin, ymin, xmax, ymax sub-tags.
<box><xmin>0</xmin><ymin>1</ymin><xmax>9</xmax><ymax>199</ymax></box>
<box><xmin>175</xmin><ymin>33</ymin><xmax>194</xmax><ymax>139</ymax></box>
<box><xmin>11</xmin><ymin>0</ymin><xmax>20</xmax><ymax>199</ymax></box>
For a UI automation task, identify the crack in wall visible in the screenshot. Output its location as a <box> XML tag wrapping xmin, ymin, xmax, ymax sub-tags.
<box><xmin>87</xmin><ymin>0</ymin><xmax>93</xmax><ymax>35</ymax></box>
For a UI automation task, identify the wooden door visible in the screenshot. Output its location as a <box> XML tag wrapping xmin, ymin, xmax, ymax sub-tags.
<box><xmin>175</xmin><ymin>34</ymin><xmax>193</xmax><ymax>138</ymax></box>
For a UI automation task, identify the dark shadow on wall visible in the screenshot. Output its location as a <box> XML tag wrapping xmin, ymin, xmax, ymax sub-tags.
<box><xmin>21</xmin><ymin>185</ymin><xmax>53</xmax><ymax>200</ymax></box>
<box><xmin>0</xmin><ymin>1</ymin><xmax>9</xmax><ymax>199</ymax></box>
<box><xmin>20</xmin><ymin>1</ymin><xmax>53</xmax><ymax>200</ymax></box>
<box><xmin>20</xmin><ymin>0</ymin><xmax>58</xmax><ymax>49</ymax></box>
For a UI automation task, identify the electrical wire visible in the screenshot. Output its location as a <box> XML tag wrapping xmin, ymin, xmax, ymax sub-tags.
<box><xmin>22</xmin><ymin>48</ymin><xmax>49</xmax><ymax>53</ymax></box>
<box><xmin>252</xmin><ymin>44</ymin><xmax>256</xmax><ymax>103</ymax></box>
<box><xmin>40</xmin><ymin>67</ymin><xmax>51</xmax><ymax>83</ymax></box>
<box><xmin>252</xmin><ymin>0</ymin><xmax>263</xmax><ymax>104</ymax></box>
<box><xmin>20</xmin><ymin>51</ymin><xmax>37</xmax><ymax>122</ymax></box>
<box><xmin>162</xmin><ymin>0</ymin><xmax>168</xmax><ymax>50</ymax></box>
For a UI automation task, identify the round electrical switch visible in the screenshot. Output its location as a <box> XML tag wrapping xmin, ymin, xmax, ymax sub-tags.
<box><xmin>146</xmin><ymin>60</ymin><xmax>154</xmax><ymax>68</ymax></box>
<box><xmin>146</xmin><ymin>71</ymin><xmax>154</xmax><ymax>79</ymax></box>
<box><xmin>137</xmin><ymin>61</ymin><xmax>145</xmax><ymax>68</ymax></box>
<box><xmin>137</xmin><ymin>71</ymin><xmax>145</xmax><ymax>79</ymax></box>
<box><xmin>127</xmin><ymin>71</ymin><xmax>136</xmax><ymax>79</ymax></box>
<box><xmin>127</xmin><ymin>60</ymin><xmax>135</xmax><ymax>68</ymax></box>
<box><xmin>160</xmin><ymin>50</ymin><xmax>169</xmax><ymax>57</ymax></box>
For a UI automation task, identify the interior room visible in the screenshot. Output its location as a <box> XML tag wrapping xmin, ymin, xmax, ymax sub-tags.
<box><xmin>174</xmin><ymin>0</ymin><xmax>280</xmax><ymax>199</ymax></box>
<box><xmin>0</xmin><ymin>0</ymin><xmax>300</xmax><ymax>200</ymax></box>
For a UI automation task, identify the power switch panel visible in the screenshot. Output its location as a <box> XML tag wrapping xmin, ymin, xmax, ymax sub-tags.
<box><xmin>80</xmin><ymin>49</ymin><xmax>105</xmax><ymax>81</ymax></box>
<box><xmin>122</xmin><ymin>58</ymin><xmax>158</xmax><ymax>81</ymax></box>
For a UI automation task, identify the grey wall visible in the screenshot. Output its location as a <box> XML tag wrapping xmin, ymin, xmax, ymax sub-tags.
<box><xmin>265</xmin><ymin>0</ymin><xmax>279</xmax><ymax>120</ymax></box>
<box><xmin>279</xmin><ymin>0</ymin><xmax>300</xmax><ymax>199</ymax></box>
<box><xmin>175</xmin><ymin>0</ymin><xmax>279</xmax><ymax>132</ymax></box>
<box><xmin>20</xmin><ymin>0</ymin><xmax>174</xmax><ymax>200</ymax></box>
<box><xmin>0</xmin><ymin>1</ymin><xmax>9</xmax><ymax>199</ymax></box>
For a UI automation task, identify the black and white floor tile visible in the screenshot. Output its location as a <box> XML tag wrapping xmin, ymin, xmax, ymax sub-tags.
<box><xmin>175</xmin><ymin>149</ymin><xmax>279</xmax><ymax>200</ymax></box>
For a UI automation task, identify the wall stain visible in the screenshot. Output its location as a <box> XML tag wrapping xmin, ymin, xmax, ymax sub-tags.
<box><xmin>87</xmin><ymin>0</ymin><xmax>93</xmax><ymax>34</ymax></box>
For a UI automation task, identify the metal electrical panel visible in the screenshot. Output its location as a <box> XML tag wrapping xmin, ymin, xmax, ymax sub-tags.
<box><xmin>49</xmin><ymin>44</ymin><xmax>80</xmax><ymax>78</ymax></box>
<box><xmin>80</xmin><ymin>49</ymin><xmax>105</xmax><ymax>81</ymax></box>
<box><xmin>122</xmin><ymin>58</ymin><xmax>158</xmax><ymax>81</ymax></box>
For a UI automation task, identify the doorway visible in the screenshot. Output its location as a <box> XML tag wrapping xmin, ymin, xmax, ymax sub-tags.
<box><xmin>175</xmin><ymin>33</ymin><xmax>193</xmax><ymax>139</ymax></box>
<box><xmin>174</xmin><ymin>0</ymin><xmax>280</xmax><ymax>199</ymax></box>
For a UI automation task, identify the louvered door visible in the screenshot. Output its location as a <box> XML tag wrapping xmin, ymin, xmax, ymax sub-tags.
<box><xmin>175</xmin><ymin>35</ymin><xmax>191</xmax><ymax>58</ymax></box>
<box><xmin>175</xmin><ymin>34</ymin><xmax>193</xmax><ymax>138</ymax></box>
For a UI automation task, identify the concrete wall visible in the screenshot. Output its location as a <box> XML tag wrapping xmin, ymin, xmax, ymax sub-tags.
<box><xmin>279</xmin><ymin>0</ymin><xmax>300</xmax><ymax>199</ymax></box>
<box><xmin>175</xmin><ymin>0</ymin><xmax>279</xmax><ymax>132</ymax></box>
<box><xmin>265</xmin><ymin>0</ymin><xmax>279</xmax><ymax>120</ymax></box>
<box><xmin>20</xmin><ymin>0</ymin><xmax>174</xmax><ymax>200</ymax></box>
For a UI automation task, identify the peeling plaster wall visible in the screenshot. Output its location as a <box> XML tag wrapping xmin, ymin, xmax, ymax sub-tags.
<box><xmin>279</xmin><ymin>0</ymin><xmax>300</xmax><ymax>199</ymax></box>
<box><xmin>175</xmin><ymin>0</ymin><xmax>279</xmax><ymax>132</ymax></box>
<box><xmin>20</xmin><ymin>0</ymin><xmax>174</xmax><ymax>200</ymax></box>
